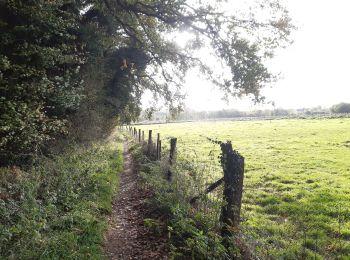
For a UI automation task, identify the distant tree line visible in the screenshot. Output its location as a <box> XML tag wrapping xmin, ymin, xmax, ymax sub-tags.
<box><xmin>139</xmin><ymin>104</ymin><xmax>350</xmax><ymax>122</ymax></box>
<box><xmin>331</xmin><ymin>103</ymin><xmax>350</xmax><ymax>114</ymax></box>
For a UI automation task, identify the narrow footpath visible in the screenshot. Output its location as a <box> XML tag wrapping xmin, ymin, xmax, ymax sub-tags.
<box><xmin>105</xmin><ymin>140</ymin><xmax>167</xmax><ymax>259</ymax></box>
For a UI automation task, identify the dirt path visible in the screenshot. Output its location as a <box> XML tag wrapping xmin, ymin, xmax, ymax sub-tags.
<box><xmin>105</xmin><ymin>140</ymin><xmax>167</xmax><ymax>259</ymax></box>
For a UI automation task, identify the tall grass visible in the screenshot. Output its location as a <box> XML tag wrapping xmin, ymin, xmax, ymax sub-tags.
<box><xmin>129</xmin><ymin>138</ymin><xmax>243</xmax><ymax>259</ymax></box>
<box><xmin>0</xmin><ymin>138</ymin><xmax>123</xmax><ymax>259</ymax></box>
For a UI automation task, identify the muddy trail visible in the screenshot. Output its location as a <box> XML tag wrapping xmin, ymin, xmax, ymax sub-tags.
<box><xmin>105</xmin><ymin>140</ymin><xmax>167</xmax><ymax>259</ymax></box>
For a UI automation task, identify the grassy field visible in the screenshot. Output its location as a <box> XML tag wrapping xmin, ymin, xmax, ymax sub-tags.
<box><xmin>136</xmin><ymin>118</ymin><xmax>350</xmax><ymax>259</ymax></box>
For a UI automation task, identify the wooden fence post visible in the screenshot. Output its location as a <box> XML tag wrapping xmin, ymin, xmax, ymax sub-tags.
<box><xmin>138</xmin><ymin>129</ymin><xmax>141</xmax><ymax>143</ymax></box>
<box><xmin>142</xmin><ymin>131</ymin><xmax>144</xmax><ymax>142</ymax></box>
<box><xmin>156</xmin><ymin>133</ymin><xmax>160</xmax><ymax>160</ymax></box>
<box><xmin>134</xmin><ymin>127</ymin><xmax>137</xmax><ymax>139</ymax></box>
<box><xmin>147</xmin><ymin>130</ymin><xmax>152</xmax><ymax>155</ymax></box>
<box><xmin>167</xmin><ymin>138</ymin><xmax>177</xmax><ymax>181</ymax></box>
<box><xmin>220</xmin><ymin>142</ymin><xmax>244</xmax><ymax>240</ymax></box>
<box><xmin>158</xmin><ymin>140</ymin><xmax>162</xmax><ymax>160</ymax></box>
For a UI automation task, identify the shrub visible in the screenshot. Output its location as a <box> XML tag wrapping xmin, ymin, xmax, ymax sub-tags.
<box><xmin>0</xmin><ymin>139</ymin><xmax>123</xmax><ymax>259</ymax></box>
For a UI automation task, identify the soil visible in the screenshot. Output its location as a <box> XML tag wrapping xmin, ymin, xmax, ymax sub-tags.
<box><xmin>104</xmin><ymin>140</ymin><xmax>168</xmax><ymax>259</ymax></box>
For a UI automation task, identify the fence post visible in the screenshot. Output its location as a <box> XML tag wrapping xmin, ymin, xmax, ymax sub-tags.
<box><xmin>147</xmin><ymin>130</ymin><xmax>152</xmax><ymax>155</ymax></box>
<box><xmin>138</xmin><ymin>129</ymin><xmax>141</xmax><ymax>143</ymax></box>
<box><xmin>134</xmin><ymin>127</ymin><xmax>137</xmax><ymax>139</ymax></box>
<box><xmin>142</xmin><ymin>131</ymin><xmax>144</xmax><ymax>142</ymax></box>
<box><xmin>158</xmin><ymin>140</ymin><xmax>162</xmax><ymax>160</ymax></box>
<box><xmin>156</xmin><ymin>133</ymin><xmax>160</xmax><ymax>160</ymax></box>
<box><xmin>167</xmin><ymin>138</ymin><xmax>177</xmax><ymax>181</ymax></box>
<box><xmin>220</xmin><ymin>142</ymin><xmax>244</xmax><ymax>241</ymax></box>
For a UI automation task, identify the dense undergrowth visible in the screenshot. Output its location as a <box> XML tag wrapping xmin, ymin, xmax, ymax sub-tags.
<box><xmin>129</xmin><ymin>140</ymin><xmax>243</xmax><ymax>259</ymax></box>
<box><xmin>0</xmin><ymin>136</ymin><xmax>123</xmax><ymax>259</ymax></box>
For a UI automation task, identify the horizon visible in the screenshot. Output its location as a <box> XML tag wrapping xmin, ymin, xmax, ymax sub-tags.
<box><xmin>177</xmin><ymin>104</ymin><xmax>333</xmax><ymax>113</ymax></box>
<box><xmin>146</xmin><ymin>104</ymin><xmax>334</xmax><ymax>114</ymax></box>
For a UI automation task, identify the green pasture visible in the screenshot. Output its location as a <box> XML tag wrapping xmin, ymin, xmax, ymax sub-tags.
<box><xmin>136</xmin><ymin>118</ymin><xmax>350</xmax><ymax>259</ymax></box>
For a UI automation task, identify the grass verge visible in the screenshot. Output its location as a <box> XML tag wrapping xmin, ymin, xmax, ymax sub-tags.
<box><xmin>0</xmin><ymin>136</ymin><xmax>123</xmax><ymax>259</ymax></box>
<box><xmin>129</xmin><ymin>140</ymin><xmax>240</xmax><ymax>260</ymax></box>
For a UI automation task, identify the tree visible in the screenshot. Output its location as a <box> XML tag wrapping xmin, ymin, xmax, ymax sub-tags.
<box><xmin>98</xmin><ymin>0</ymin><xmax>294</xmax><ymax>111</ymax></box>
<box><xmin>331</xmin><ymin>103</ymin><xmax>350</xmax><ymax>114</ymax></box>
<box><xmin>0</xmin><ymin>1</ymin><xmax>86</xmax><ymax>163</ymax></box>
<box><xmin>0</xmin><ymin>0</ymin><xmax>294</xmax><ymax>164</ymax></box>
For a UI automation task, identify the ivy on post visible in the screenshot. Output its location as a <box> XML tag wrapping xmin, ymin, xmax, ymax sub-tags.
<box><xmin>220</xmin><ymin>141</ymin><xmax>245</xmax><ymax>243</ymax></box>
<box><xmin>167</xmin><ymin>138</ymin><xmax>177</xmax><ymax>181</ymax></box>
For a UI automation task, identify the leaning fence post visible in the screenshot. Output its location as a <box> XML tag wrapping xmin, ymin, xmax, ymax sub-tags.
<box><xmin>220</xmin><ymin>142</ymin><xmax>244</xmax><ymax>241</ymax></box>
<box><xmin>156</xmin><ymin>133</ymin><xmax>160</xmax><ymax>160</ymax></box>
<box><xmin>167</xmin><ymin>138</ymin><xmax>177</xmax><ymax>181</ymax></box>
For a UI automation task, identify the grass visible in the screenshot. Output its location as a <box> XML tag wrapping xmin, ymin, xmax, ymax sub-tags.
<box><xmin>0</xmin><ymin>135</ymin><xmax>123</xmax><ymax>259</ymax></box>
<box><xmin>136</xmin><ymin>118</ymin><xmax>350</xmax><ymax>259</ymax></box>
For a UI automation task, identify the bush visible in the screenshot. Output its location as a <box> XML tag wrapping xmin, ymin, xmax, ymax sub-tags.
<box><xmin>0</xmin><ymin>1</ymin><xmax>85</xmax><ymax>162</ymax></box>
<box><xmin>0</xmin><ymin>138</ymin><xmax>123</xmax><ymax>259</ymax></box>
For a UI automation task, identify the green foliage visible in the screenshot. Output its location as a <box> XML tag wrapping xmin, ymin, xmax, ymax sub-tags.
<box><xmin>130</xmin><ymin>141</ymin><xmax>233</xmax><ymax>259</ymax></box>
<box><xmin>0</xmin><ymin>139</ymin><xmax>123</xmax><ymax>259</ymax></box>
<box><xmin>331</xmin><ymin>103</ymin><xmax>350</xmax><ymax>114</ymax></box>
<box><xmin>0</xmin><ymin>1</ymin><xmax>85</xmax><ymax>162</ymax></box>
<box><xmin>105</xmin><ymin>47</ymin><xmax>150</xmax><ymax>124</ymax></box>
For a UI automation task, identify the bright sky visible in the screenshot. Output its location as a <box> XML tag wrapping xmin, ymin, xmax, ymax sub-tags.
<box><xmin>144</xmin><ymin>0</ymin><xmax>350</xmax><ymax>111</ymax></box>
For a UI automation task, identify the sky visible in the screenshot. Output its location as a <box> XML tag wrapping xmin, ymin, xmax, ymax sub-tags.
<box><xmin>143</xmin><ymin>0</ymin><xmax>350</xmax><ymax>111</ymax></box>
